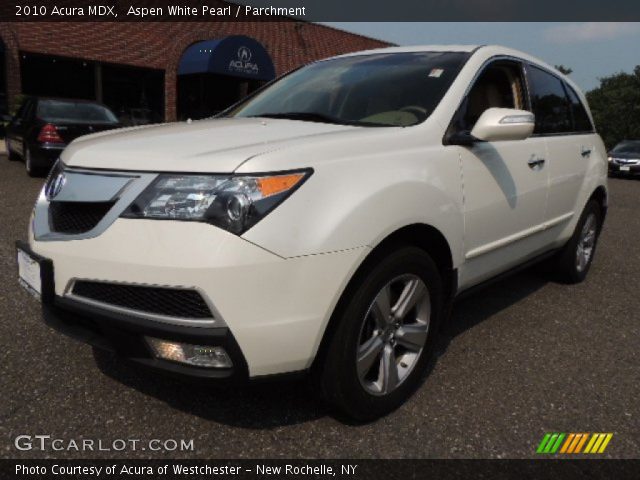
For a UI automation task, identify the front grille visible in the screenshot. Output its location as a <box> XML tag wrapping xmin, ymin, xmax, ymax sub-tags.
<box><xmin>49</xmin><ymin>201</ymin><xmax>114</xmax><ymax>234</ymax></box>
<box><xmin>71</xmin><ymin>281</ymin><xmax>213</xmax><ymax>319</ymax></box>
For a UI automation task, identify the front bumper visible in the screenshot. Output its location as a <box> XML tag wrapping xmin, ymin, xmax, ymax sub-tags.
<box><xmin>28</xmin><ymin>218</ymin><xmax>368</xmax><ymax>378</ymax></box>
<box><xmin>44</xmin><ymin>294</ymin><xmax>249</xmax><ymax>383</ymax></box>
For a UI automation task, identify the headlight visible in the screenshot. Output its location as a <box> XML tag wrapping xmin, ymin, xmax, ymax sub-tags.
<box><xmin>122</xmin><ymin>170</ymin><xmax>311</xmax><ymax>234</ymax></box>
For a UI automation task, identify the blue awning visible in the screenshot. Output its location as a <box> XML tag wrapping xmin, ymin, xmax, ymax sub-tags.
<box><xmin>178</xmin><ymin>35</ymin><xmax>275</xmax><ymax>81</ymax></box>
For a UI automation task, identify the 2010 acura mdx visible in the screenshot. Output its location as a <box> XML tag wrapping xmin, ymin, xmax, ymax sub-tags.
<box><xmin>17</xmin><ymin>45</ymin><xmax>608</xmax><ymax>420</ymax></box>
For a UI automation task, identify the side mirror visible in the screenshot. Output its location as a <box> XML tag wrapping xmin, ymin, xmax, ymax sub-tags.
<box><xmin>470</xmin><ymin>108</ymin><xmax>535</xmax><ymax>142</ymax></box>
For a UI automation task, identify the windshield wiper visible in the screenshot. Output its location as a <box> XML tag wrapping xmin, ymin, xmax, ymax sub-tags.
<box><xmin>247</xmin><ymin>112</ymin><xmax>387</xmax><ymax>127</ymax></box>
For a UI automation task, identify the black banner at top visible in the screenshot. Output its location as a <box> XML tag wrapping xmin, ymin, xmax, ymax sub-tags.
<box><xmin>2</xmin><ymin>0</ymin><xmax>640</xmax><ymax>21</ymax></box>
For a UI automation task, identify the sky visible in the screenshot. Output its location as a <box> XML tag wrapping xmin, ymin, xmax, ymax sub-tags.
<box><xmin>324</xmin><ymin>23</ymin><xmax>640</xmax><ymax>91</ymax></box>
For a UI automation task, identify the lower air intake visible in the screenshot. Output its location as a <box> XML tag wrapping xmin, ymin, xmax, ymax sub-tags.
<box><xmin>71</xmin><ymin>281</ymin><xmax>213</xmax><ymax>320</ymax></box>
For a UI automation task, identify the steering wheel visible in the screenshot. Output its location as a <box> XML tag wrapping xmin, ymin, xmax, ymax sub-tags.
<box><xmin>399</xmin><ymin>106</ymin><xmax>428</xmax><ymax>118</ymax></box>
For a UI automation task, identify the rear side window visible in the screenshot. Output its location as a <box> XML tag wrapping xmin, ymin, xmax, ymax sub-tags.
<box><xmin>527</xmin><ymin>65</ymin><xmax>572</xmax><ymax>135</ymax></box>
<box><xmin>564</xmin><ymin>84</ymin><xmax>593</xmax><ymax>132</ymax></box>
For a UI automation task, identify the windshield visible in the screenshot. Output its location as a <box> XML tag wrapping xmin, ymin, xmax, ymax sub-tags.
<box><xmin>227</xmin><ymin>52</ymin><xmax>469</xmax><ymax>127</ymax></box>
<box><xmin>37</xmin><ymin>100</ymin><xmax>119</xmax><ymax>124</ymax></box>
<box><xmin>612</xmin><ymin>141</ymin><xmax>640</xmax><ymax>154</ymax></box>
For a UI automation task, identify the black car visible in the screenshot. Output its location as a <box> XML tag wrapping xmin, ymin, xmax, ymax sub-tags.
<box><xmin>4</xmin><ymin>97</ymin><xmax>121</xmax><ymax>177</ymax></box>
<box><xmin>608</xmin><ymin>140</ymin><xmax>640</xmax><ymax>177</ymax></box>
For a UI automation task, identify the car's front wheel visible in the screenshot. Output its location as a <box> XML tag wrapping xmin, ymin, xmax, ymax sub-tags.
<box><xmin>318</xmin><ymin>247</ymin><xmax>443</xmax><ymax>421</ymax></box>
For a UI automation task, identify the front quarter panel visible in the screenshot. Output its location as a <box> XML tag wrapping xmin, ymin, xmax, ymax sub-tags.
<box><xmin>240</xmin><ymin>138</ymin><xmax>464</xmax><ymax>266</ymax></box>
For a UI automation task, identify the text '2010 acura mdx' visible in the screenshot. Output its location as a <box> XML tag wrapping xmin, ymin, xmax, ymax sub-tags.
<box><xmin>17</xmin><ymin>45</ymin><xmax>607</xmax><ymax>420</ymax></box>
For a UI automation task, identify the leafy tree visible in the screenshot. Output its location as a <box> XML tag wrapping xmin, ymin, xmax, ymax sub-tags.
<box><xmin>554</xmin><ymin>65</ymin><xmax>573</xmax><ymax>75</ymax></box>
<box><xmin>587</xmin><ymin>66</ymin><xmax>640</xmax><ymax>149</ymax></box>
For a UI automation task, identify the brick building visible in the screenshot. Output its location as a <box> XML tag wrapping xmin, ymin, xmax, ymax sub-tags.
<box><xmin>0</xmin><ymin>17</ymin><xmax>390</xmax><ymax>123</ymax></box>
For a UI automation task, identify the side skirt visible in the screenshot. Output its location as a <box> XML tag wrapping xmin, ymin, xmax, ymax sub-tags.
<box><xmin>454</xmin><ymin>248</ymin><xmax>560</xmax><ymax>301</ymax></box>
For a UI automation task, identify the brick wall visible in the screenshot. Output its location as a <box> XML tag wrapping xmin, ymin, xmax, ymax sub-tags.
<box><xmin>0</xmin><ymin>19</ymin><xmax>390</xmax><ymax>120</ymax></box>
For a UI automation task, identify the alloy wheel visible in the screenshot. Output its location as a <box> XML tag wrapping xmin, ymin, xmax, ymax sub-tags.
<box><xmin>576</xmin><ymin>213</ymin><xmax>597</xmax><ymax>272</ymax></box>
<box><xmin>356</xmin><ymin>274</ymin><xmax>430</xmax><ymax>396</ymax></box>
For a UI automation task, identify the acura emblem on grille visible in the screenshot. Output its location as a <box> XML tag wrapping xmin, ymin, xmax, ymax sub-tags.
<box><xmin>46</xmin><ymin>171</ymin><xmax>66</xmax><ymax>200</ymax></box>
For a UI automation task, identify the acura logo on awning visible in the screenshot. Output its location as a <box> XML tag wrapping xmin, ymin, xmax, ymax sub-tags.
<box><xmin>46</xmin><ymin>171</ymin><xmax>66</xmax><ymax>200</ymax></box>
<box><xmin>237</xmin><ymin>46</ymin><xmax>252</xmax><ymax>62</ymax></box>
<box><xmin>229</xmin><ymin>46</ymin><xmax>258</xmax><ymax>75</ymax></box>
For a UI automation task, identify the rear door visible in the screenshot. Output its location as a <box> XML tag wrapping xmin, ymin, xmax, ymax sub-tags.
<box><xmin>526</xmin><ymin>65</ymin><xmax>592</xmax><ymax>227</ymax></box>
<box><xmin>450</xmin><ymin>59</ymin><xmax>550</xmax><ymax>287</ymax></box>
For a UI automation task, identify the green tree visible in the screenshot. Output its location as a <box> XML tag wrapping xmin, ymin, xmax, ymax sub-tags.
<box><xmin>587</xmin><ymin>66</ymin><xmax>640</xmax><ymax>149</ymax></box>
<box><xmin>554</xmin><ymin>65</ymin><xmax>573</xmax><ymax>75</ymax></box>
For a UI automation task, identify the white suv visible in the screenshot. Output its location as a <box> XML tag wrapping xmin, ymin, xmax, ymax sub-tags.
<box><xmin>17</xmin><ymin>45</ymin><xmax>607</xmax><ymax>420</ymax></box>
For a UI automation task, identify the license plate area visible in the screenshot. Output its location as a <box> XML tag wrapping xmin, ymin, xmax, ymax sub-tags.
<box><xmin>16</xmin><ymin>241</ymin><xmax>55</xmax><ymax>304</ymax></box>
<box><xmin>620</xmin><ymin>165</ymin><xmax>631</xmax><ymax>172</ymax></box>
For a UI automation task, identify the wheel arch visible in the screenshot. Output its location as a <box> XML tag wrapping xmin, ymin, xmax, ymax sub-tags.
<box><xmin>310</xmin><ymin>222</ymin><xmax>455</xmax><ymax>373</ymax></box>
<box><xmin>588</xmin><ymin>185</ymin><xmax>608</xmax><ymax>225</ymax></box>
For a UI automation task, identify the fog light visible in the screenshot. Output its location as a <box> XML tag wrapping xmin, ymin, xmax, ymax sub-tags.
<box><xmin>146</xmin><ymin>337</ymin><xmax>233</xmax><ymax>368</ymax></box>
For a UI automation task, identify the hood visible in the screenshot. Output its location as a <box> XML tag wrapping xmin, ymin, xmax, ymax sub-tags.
<box><xmin>61</xmin><ymin>117</ymin><xmax>357</xmax><ymax>172</ymax></box>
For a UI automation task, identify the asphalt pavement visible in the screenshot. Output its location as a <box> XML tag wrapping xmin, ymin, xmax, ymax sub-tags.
<box><xmin>0</xmin><ymin>155</ymin><xmax>638</xmax><ymax>459</ymax></box>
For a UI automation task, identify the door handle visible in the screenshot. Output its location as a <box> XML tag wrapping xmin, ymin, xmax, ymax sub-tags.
<box><xmin>527</xmin><ymin>156</ymin><xmax>545</xmax><ymax>169</ymax></box>
<box><xmin>581</xmin><ymin>147</ymin><xmax>592</xmax><ymax>157</ymax></box>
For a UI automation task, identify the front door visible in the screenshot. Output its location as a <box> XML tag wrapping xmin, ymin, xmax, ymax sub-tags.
<box><xmin>449</xmin><ymin>60</ymin><xmax>550</xmax><ymax>288</ymax></box>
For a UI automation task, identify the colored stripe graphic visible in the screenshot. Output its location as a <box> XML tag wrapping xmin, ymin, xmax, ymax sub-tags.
<box><xmin>567</xmin><ymin>433</ymin><xmax>584</xmax><ymax>453</ymax></box>
<box><xmin>591</xmin><ymin>434</ymin><xmax>605</xmax><ymax>453</ymax></box>
<box><xmin>544</xmin><ymin>433</ymin><xmax>559</xmax><ymax>453</ymax></box>
<box><xmin>567</xmin><ymin>433</ymin><xmax>583</xmax><ymax>453</ymax></box>
<box><xmin>584</xmin><ymin>434</ymin><xmax>599</xmax><ymax>453</ymax></box>
<box><xmin>537</xmin><ymin>433</ymin><xmax>613</xmax><ymax>454</ymax></box>
<box><xmin>575</xmin><ymin>433</ymin><xmax>589</xmax><ymax>453</ymax></box>
<box><xmin>537</xmin><ymin>433</ymin><xmax>565</xmax><ymax>454</ymax></box>
<box><xmin>598</xmin><ymin>434</ymin><xmax>613</xmax><ymax>453</ymax></box>
<box><xmin>560</xmin><ymin>433</ymin><xmax>575</xmax><ymax>453</ymax></box>
<box><xmin>550</xmin><ymin>433</ymin><xmax>565</xmax><ymax>453</ymax></box>
<box><xmin>537</xmin><ymin>433</ymin><xmax>552</xmax><ymax>454</ymax></box>
<box><xmin>584</xmin><ymin>433</ymin><xmax>613</xmax><ymax>454</ymax></box>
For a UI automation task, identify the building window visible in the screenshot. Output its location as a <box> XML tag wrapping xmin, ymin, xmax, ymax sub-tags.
<box><xmin>102</xmin><ymin>64</ymin><xmax>164</xmax><ymax>125</ymax></box>
<box><xmin>19</xmin><ymin>52</ymin><xmax>165</xmax><ymax>125</ymax></box>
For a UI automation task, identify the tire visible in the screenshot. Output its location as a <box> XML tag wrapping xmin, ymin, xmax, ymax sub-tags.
<box><xmin>25</xmin><ymin>146</ymin><xmax>43</xmax><ymax>177</ymax></box>
<box><xmin>318</xmin><ymin>246</ymin><xmax>444</xmax><ymax>421</ymax></box>
<box><xmin>5</xmin><ymin>138</ymin><xmax>19</xmax><ymax>161</ymax></box>
<box><xmin>553</xmin><ymin>200</ymin><xmax>602</xmax><ymax>284</ymax></box>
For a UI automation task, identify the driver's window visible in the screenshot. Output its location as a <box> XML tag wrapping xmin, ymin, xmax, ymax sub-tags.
<box><xmin>454</xmin><ymin>61</ymin><xmax>527</xmax><ymax>133</ymax></box>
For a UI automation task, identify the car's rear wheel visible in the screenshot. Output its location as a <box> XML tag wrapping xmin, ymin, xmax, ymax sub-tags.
<box><xmin>553</xmin><ymin>200</ymin><xmax>602</xmax><ymax>284</ymax></box>
<box><xmin>318</xmin><ymin>247</ymin><xmax>443</xmax><ymax>421</ymax></box>
<box><xmin>25</xmin><ymin>146</ymin><xmax>42</xmax><ymax>177</ymax></box>
<box><xmin>5</xmin><ymin>138</ymin><xmax>19</xmax><ymax>161</ymax></box>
